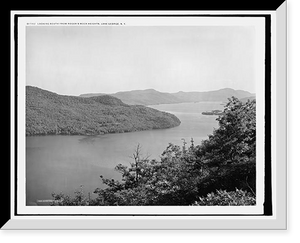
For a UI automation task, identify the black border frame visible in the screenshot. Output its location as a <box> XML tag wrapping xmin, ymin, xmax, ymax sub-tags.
<box><xmin>9</xmin><ymin>13</ymin><xmax>272</xmax><ymax>220</ymax></box>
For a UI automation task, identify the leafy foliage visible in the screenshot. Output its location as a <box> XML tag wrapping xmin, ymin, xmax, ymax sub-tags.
<box><xmin>195</xmin><ymin>97</ymin><xmax>256</xmax><ymax>166</ymax></box>
<box><xmin>51</xmin><ymin>185</ymin><xmax>89</xmax><ymax>206</ymax></box>
<box><xmin>193</xmin><ymin>189</ymin><xmax>256</xmax><ymax>206</ymax></box>
<box><xmin>193</xmin><ymin>97</ymin><xmax>256</xmax><ymax>196</ymax></box>
<box><xmin>93</xmin><ymin>143</ymin><xmax>202</xmax><ymax>205</ymax></box>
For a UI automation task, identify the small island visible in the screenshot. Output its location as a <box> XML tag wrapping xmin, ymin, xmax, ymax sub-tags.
<box><xmin>202</xmin><ymin>110</ymin><xmax>224</xmax><ymax>116</ymax></box>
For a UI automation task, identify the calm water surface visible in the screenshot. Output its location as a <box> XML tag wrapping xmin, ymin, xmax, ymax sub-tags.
<box><xmin>26</xmin><ymin>102</ymin><xmax>223</xmax><ymax>205</ymax></box>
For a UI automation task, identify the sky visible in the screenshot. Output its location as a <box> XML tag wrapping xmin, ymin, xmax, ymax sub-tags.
<box><xmin>26</xmin><ymin>26</ymin><xmax>256</xmax><ymax>96</ymax></box>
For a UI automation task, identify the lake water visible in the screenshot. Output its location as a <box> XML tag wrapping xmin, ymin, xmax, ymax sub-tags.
<box><xmin>26</xmin><ymin>102</ymin><xmax>223</xmax><ymax>205</ymax></box>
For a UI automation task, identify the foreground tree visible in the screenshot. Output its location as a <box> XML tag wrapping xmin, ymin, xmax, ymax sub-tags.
<box><xmin>194</xmin><ymin>97</ymin><xmax>256</xmax><ymax>196</ymax></box>
<box><xmin>93</xmin><ymin>142</ymin><xmax>201</xmax><ymax>205</ymax></box>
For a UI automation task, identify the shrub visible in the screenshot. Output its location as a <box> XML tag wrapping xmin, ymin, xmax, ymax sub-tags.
<box><xmin>51</xmin><ymin>185</ymin><xmax>89</xmax><ymax>206</ymax></box>
<box><xmin>193</xmin><ymin>189</ymin><xmax>256</xmax><ymax>206</ymax></box>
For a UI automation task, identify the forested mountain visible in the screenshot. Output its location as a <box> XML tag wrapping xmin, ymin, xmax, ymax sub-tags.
<box><xmin>26</xmin><ymin>86</ymin><xmax>181</xmax><ymax>136</ymax></box>
<box><xmin>110</xmin><ymin>89</ymin><xmax>183</xmax><ymax>105</ymax></box>
<box><xmin>80</xmin><ymin>88</ymin><xmax>254</xmax><ymax>105</ymax></box>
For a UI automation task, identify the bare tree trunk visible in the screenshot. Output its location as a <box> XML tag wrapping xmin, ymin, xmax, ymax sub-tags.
<box><xmin>132</xmin><ymin>144</ymin><xmax>142</xmax><ymax>185</ymax></box>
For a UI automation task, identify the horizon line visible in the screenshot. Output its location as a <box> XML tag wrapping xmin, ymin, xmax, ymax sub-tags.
<box><xmin>26</xmin><ymin>85</ymin><xmax>256</xmax><ymax>97</ymax></box>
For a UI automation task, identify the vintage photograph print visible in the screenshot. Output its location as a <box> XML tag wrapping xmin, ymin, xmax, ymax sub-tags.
<box><xmin>23</xmin><ymin>18</ymin><xmax>265</xmax><ymax>213</ymax></box>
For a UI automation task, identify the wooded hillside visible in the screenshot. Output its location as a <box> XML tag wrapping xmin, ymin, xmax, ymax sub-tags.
<box><xmin>26</xmin><ymin>86</ymin><xmax>181</xmax><ymax>136</ymax></box>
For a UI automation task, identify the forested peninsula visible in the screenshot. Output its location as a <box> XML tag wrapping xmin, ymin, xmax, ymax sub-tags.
<box><xmin>26</xmin><ymin>86</ymin><xmax>181</xmax><ymax>136</ymax></box>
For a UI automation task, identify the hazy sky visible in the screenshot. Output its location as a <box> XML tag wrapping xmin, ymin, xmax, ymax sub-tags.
<box><xmin>26</xmin><ymin>26</ymin><xmax>256</xmax><ymax>95</ymax></box>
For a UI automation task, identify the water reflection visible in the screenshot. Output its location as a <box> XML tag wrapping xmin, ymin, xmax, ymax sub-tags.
<box><xmin>78</xmin><ymin>135</ymin><xmax>97</xmax><ymax>144</ymax></box>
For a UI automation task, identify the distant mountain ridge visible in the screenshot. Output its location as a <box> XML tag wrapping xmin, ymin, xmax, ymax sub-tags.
<box><xmin>26</xmin><ymin>86</ymin><xmax>181</xmax><ymax>136</ymax></box>
<box><xmin>80</xmin><ymin>89</ymin><xmax>183</xmax><ymax>105</ymax></box>
<box><xmin>80</xmin><ymin>88</ymin><xmax>254</xmax><ymax>106</ymax></box>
